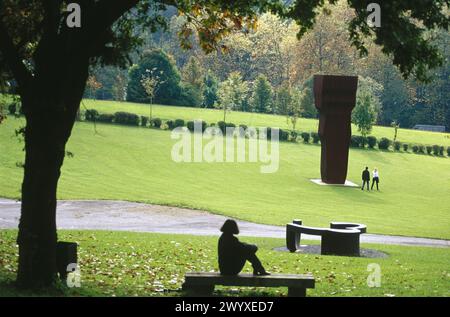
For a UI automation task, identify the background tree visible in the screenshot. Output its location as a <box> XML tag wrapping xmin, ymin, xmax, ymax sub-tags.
<box><xmin>140</xmin><ymin>68</ymin><xmax>166</xmax><ymax>120</ymax></box>
<box><xmin>352</xmin><ymin>89</ymin><xmax>379</xmax><ymax>138</ymax></box>
<box><xmin>274</xmin><ymin>82</ymin><xmax>292</xmax><ymax>117</ymax></box>
<box><xmin>0</xmin><ymin>0</ymin><xmax>448</xmax><ymax>289</ymax></box>
<box><xmin>85</xmin><ymin>76</ymin><xmax>102</xmax><ymax>99</ymax></box>
<box><xmin>127</xmin><ymin>49</ymin><xmax>183</xmax><ymax>105</ymax></box>
<box><xmin>288</xmin><ymin>88</ymin><xmax>305</xmax><ymax>131</ymax></box>
<box><xmin>181</xmin><ymin>56</ymin><xmax>204</xmax><ymax>107</ymax></box>
<box><xmin>202</xmin><ymin>71</ymin><xmax>219</xmax><ymax>108</ymax></box>
<box><xmin>251</xmin><ymin>74</ymin><xmax>272</xmax><ymax>113</ymax></box>
<box><xmin>216</xmin><ymin>72</ymin><xmax>248</xmax><ymax>122</ymax></box>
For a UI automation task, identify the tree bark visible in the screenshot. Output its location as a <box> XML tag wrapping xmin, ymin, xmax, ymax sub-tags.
<box><xmin>16</xmin><ymin>99</ymin><xmax>78</xmax><ymax>288</ymax></box>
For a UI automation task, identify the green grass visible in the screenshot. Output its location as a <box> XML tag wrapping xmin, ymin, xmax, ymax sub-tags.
<box><xmin>83</xmin><ymin>99</ymin><xmax>450</xmax><ymax>147</ymax></box>
<box><xmin>0</xmin><ymin>230</ymin><xmax>449</xmax><ymax>297</ymax></box>
<box><xmin>1</xmin><ymin>118</ymin><xmax>450</xmax><ymax>239</ymax></box>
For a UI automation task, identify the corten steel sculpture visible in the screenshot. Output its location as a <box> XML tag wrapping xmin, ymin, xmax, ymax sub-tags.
<box><xmin>314</xmin><ymin>75</ymin><xmax>358</xmax><ymax>184</ymax></box>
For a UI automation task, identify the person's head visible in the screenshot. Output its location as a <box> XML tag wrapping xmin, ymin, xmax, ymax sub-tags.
<box><xmin>220</xmin><ymin>219</ymin><xmax>239</xmax><ymax>235</ymax></box>
<box><xmin>374</xmin><ymin>167</ymin><xmax>377</xmax><ymax>171</ymax></box>
<box><xmin>365</xmin><ymin>167</ymin><xmax>368</xmax><ymax>170</ymax></box>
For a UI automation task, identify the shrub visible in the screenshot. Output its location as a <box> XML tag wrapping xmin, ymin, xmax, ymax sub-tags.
<box><xmin>300</xmin><ymin>132</ymin><xmax>310</xmax><ymax>143</ymax></box>
<box><xmin>432</xmin><ymin>145</ymin><xmax>440</xmax><ymax>155</ymax></box>
<box><xmin>278</xmin><ymin>129</ymin><xmax>289</xmax><ymax>141</ymax></box>
<box><xmin>165</xmin><ymin>120</ymin><xmax>175</xmax><ymax>130</ymax></box>
<box><xmin>290</xmin><ymin>131</ymin><xmax>298</xmax><ymax>142</ymax></box>
<box><xmin>394</xmin><ymin>141</ymin><xmax>402</xmax><ymax>151</ymax></box>
<box><xmin>187</xmin><ymin>120</ymin><xmax>207</xmax><ymax>132</ymax></box>
<box><xmin>114</xmin><ymin>112</ymin><xmax>139</xmax><ymax>126</ymax></box>
<box><xmin>174</xmin><ymin>119</ymin><xmax>185</xmax><ymax>128</ymax></box>
<box><xmin>97</xmin><ymin>113</ymin><xmax>114</xmax><ymax>123</ymax></box>
<box><xmin>378</xmin><ymin>137</ymin><xmax>391</xmax><ymax>150</ymax></box>
<box><xmin>350</xmin><ymin>135</ymin><xmax>360</xmax><ymax>148</ymax></box>
<box><xmin>311</xmin><ymin>132</ymin><xmax>320</xmax><ymax>144</ymax></box>
<box><xmin>85</xmin><ymin>109</ymin><xmax>99</xmax><ymax>121</ymax></box>
<box><xmin>217</xmin><ymin>121</ymin><xmax>226</xmax><ymax>134</ymax></box>
<box><xmin>426</xmin><ymin>145</ymin><xmax>432</xmax><ymax>155</ymax></box>
<box><xmin>412</xmin><ymin>145</ymin><xmax>419</xmax><ymax>153</ymax></box>
<box><xmin>151</xmin><ymin>118</ymin><xmax>162</xmax><ymax>128</ymax></box>
<box><xmin>238</xmin><ymin>125</ymin><xmax>248</xmax><ymax>137</ymax></box>
<box><xmin>418</xmin><ymin>145</ymin><xmax>425</xmax><ymax>153</ymax></box>
<box><xmin>447</xmin><ymin>146</ymin><xmax>450</xmax><ymax>156</ymax></box>
<box><xmin>141</xmin><ymin>116</ymin><xmax>149</xmax><ymax>127</ymax></box>
<box><xmin>439</xmin><ymin>146</ymin><xmax>444</xmax><ymax>156</ymax></box>
<box><xmin>367</xmin><ymin>136</ymin><xmax>377</xmax><ymax>148</ymax></box>
<box><xmin>403</xmin><ymin>143</ymin><xmax>409</xmax><ymax>152</ymax></box>
<box><xmin>8</xmin><ymin>103</ymin><xmax>16</xmax><ymax>115</ymax></box>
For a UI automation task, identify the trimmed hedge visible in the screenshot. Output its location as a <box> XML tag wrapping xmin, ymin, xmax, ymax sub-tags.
<box><xmin>187</xmin><ymin>120</ymin><xmax>207</xmax><ymax>132</ymax></box>
<box><xmin>174</xmin><ymin>119</ymin><xmax>185</xmax><ymax>128</ymax></box>
<box><xmin>311</xmin><ymin>132</ymin><xmax>320</xmax><ymax>144</ymax></box>
<box><xmin>300</xmin><ymin>132</ymin><xmax>310</xmax><ymax>143</ymax></box>
<box><xmin>403</xmin><ymin>143</ymin><xmax>409</xmax><ymax>152</ymax></box>
<box><xmin>141</xmin><ymin>116</ymin><xmax>149</xmax><ymax>127</ymax></box>
<box><xmin>8</xmin><ymin>103</ymin><xmax>16</xmax><ymax>115</ymax></box>
<box><xmin>426</xmin><ymin>145</ymin><xmax>432</xmax><ymax>155</ymax></box>
<box><xmin>367</xmin><ymin>136</ymin><xmax>377</xmax><ymax>149</ymax></box>
<box><xmin>432</xmin><ymin>145</ymin><xmax>440</xmax><ymax>155</ymax></box>
<box><xmin>114</xmin><ymin>112</ymin><xmax>139</xmax><ymax>126</ymax></box>
<box><xmin>394</xmin><ymin>141</ymin><xmax>402</xmax><ymax>151</ymax></box>
<box><xmin>151</xmin><ymin>118</ymin><xmax>162</xmax><ymax>128</ymax></box>
<box><xmin>447</xmin><ymin>146</ymin><xmax>450</xmax><ymax>156</ymax></box>
<box><xmin>378</xmin><ymin>137</ymin><xmax>391</xmax><ymax>150</ymax></box>
<box><xmin>412</xmin><ymin>145</ymin><xmax>419</xmax><ymax>153</ymax></box>
<box><xmin>85</xmin><ymin>109</ymin><xmax>99</xmax><ymax>121</ymax></box>
<box><xmin>97</xmin><ymin>113</ymin><xmax>114</xmax><ymax>123</ymax></box>
<box><xmin>166</xmin><ymin>120</ymin><xmax>175</xmax><ymax>130</ymax></box>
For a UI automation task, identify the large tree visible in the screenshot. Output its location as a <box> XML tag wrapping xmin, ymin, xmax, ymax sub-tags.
<box><xmin>0</xmin><ymin>0</ymin><xmax>448</xmax><ymax>289</ymax></box>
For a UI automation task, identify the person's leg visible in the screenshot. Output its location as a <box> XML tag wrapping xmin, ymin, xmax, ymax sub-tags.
<box><xmin>376</xmin><ymin>178</ymin><xmax>379</xmax><ymax>190</ymax></box>
<box><xmin>247</xmin><ymin>253</ymin><xmax>269</xmax><ymax>275</ymax></box>
<box><xmin>371</xmin><ymin>179</ymin><xmax>374</xmax><ymax>190</ymax></box>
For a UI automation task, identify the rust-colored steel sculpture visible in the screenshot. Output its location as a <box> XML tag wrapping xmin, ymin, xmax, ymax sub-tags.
<box><xmin>314</xmin><ymin>75</ymin><xmax>358</xmax><ymax>184</ymax></box>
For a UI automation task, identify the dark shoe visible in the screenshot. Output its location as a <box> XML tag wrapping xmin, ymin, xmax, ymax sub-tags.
<box><xmin>253</xmin><ymin>269</ymin><xmax>271</xmax><ymax>276</ymax></box>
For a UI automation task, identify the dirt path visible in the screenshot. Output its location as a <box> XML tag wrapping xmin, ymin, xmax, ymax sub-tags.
<box><xmin>0</xmin><ymin>198</ymin><xmax>448</xmax><ymax>248</ymax></box>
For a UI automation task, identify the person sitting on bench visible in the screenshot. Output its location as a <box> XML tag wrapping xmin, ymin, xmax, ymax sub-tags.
<box><xmin>218</xmin><ymin>219</ymin><xmax>270</xmax><ymax>276</ymax></box>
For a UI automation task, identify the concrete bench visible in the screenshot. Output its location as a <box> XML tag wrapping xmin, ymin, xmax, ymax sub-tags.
<box><xmin>286</xmin><ymin>219</ymin><xmax>367</xmax><ymax>256</ymax></box>
<box><xmin>182</xmin><ymin>272</ymin><xmax>315</xmax><ymax>297</ymax></box>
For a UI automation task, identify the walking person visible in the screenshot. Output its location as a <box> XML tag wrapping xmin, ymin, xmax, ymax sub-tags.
<box><xmin>361</xmin><ymin>167</ymin><xmax>370</xmax><ymax>191</ymax></box>
<box><xmin>218</xmin><ymin>219</ymin><xmax>270</xmax><ymax>276</ymax></box>
<box><xmin>371</xmin><ymin>168</ymin><xmax>380</xmax><ymax>190</ymax></box>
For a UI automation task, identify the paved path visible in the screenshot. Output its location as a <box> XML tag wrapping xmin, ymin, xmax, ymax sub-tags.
<box><xmin>0</xmin><ymin>198</ymin><xmax>448</xmax><ymax>248</ymax></box>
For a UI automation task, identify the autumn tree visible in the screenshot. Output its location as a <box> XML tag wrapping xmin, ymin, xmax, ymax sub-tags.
<box><xmin>0</xmin><ymin>0</ymin><xmax>448</xmax><ymax>289</ymax></box>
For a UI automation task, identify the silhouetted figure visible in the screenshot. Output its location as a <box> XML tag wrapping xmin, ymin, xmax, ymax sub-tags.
<box><xmin>361</xmin><ymin>167</ymin><xmax>370</xmax><ymax>190</ymax></box>
<box><xmin>371</xmin><ymin>168</ymin><xmax>380</xmax><ymax>190</ymax></box>
<box><xmin>218</xmin><ymin>219</ymin><xmax>270</xmax><ymax>276</ymax></box>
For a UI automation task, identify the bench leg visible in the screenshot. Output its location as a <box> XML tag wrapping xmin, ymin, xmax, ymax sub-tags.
<box><xmin>288</xmin><ymin>287</ymin><xmax>306</xmax><ymax>297</ymax></box>
<box><xmin>182</xmin><ymin>283</ymin><xmax>215</xmax><ymax>296</ymax></box>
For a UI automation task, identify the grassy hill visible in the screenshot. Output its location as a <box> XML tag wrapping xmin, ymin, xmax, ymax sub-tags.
<box><xmin>83</xmin><ymin>99</ymin><xmax>450</xmax><ymax>147</ymax></box>
<box><xmin>1</xmin><ymin>117</ymin><xmax>449</xmax><ymax>239</ymax></box>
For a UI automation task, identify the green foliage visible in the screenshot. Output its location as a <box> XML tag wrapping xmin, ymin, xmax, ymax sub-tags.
<box><xmin>367</xmin><ymin>136</ymin><xmax>377</xmax><ymax>149</ymax></box>
<box><xmin>394</xmin><ymin>141</ymin><xmax>402</xmax><ymax>151</ymax></box>
<box><xmin>300</xmin><ymin>132</ymin><xmax>310</xmax><ymax>143</ymax></box>
<box><xmin>251</xmin><ymin>74</ymin><xmax>272</xmax><ymax>113</ymax></box>
<box><xmin>447</xmin><ymin>147</ymin><xmax>450</xmax><ymax>156</ymax></box>
<box><xmin>300</xmin><ymin>78</ymin><xmax>317</xmax><ymax>119</ymax></box>
<box><xmin>216</xmin><ymin>72</ymin><xmax>249</xmax><ymax>121</ymax></box>
<box><xmin>85</xmin><ymin>109</ymin><xmax>99</xmax><ymax>122</ymax></box>
<box><xmin>127</xmin><ymin>50</ymin><xmax>183</xmax><ymax>105</ymax></box>
<box><xmin>141</xmin><ymin>116</ymin><xmax>149</xmax><ymax>127</ymax></box>
<box><xmin>151</xmin><ymin>118</ymin><xmax>162</xmax><ymax>128</ymax></box>
<box><xmin>432</xmin><ymin>145</ymin><xmax>440</xmax><ymax>156</ymax></box>
<box><xmin>114</xmin><ymin>112</ymin><xmax>139</xmax><ymax>126</ymax></box>
<box><xmin>274</xmin><ymin>82</ymin><xmax>291</xmax><ymax>115</ymax></box>
<box><xmin>202</xmin><ymin>71</ymin><xmax>219</xmax><ymax>108</ymax></box>
<box><xmin>174</xmin><ymin>119</ymin><xmax>185</xmax><ymax>128</ymax></box>
<box><xmin>97</xmin><ymin>113</ymin><xmax>114</xmax><ymax>124</ymax></box>
<box><xmin>412</xmin><ymin>145</ymin><xmax>419</xmax><ymax>153</ymax></box>
<box><xmin>7</xmin><ymin>103</ymin><xmax>16</xmax><ymax>115</ymax></box>
<box><xmin>187</xmin><ymin>120</ymin><xmax>207</xmax><ymax>132</ymax></box>
<box><xmin>352</xmin><ymin>79</ymin><xmax>380</xmax><ymax>137</ymax></box>
<box><xmin>165</xmin><ymin>120</ymin><xmax>175</xmax><ymax>130</ymax></box>
<box><xmin>426</xmin><ymin>145</ymin><xmax>433</xmax><ymax>155</ymax></box>
<box><xmin>402</xmin><ymin>143</ymin><xmax>409</xmax><ymax>152</ymax></box>
<box><xmin>378</xmin><ymin>137</ymin><xmax>391</xmax><ymax>150</ymax></box>
<box><xmin>311</xmin><ymin>132</ymin><xmax>320</xmax><ymax>144</ymax></box>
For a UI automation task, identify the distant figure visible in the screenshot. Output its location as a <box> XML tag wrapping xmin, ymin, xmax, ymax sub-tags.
<box><xmin>371</xmin><ymin>168</ymin><xmax>380</xmax><ymax>190</ymax></box>
<box><xmin>361</xmin><ymin>167</ymin><xmax>370</xmax><ymax>191</ymax></box>
<box><xmin>218</xmin><ymin>219</ymin><xmax>270</xmax><ymax>276</ymax></box>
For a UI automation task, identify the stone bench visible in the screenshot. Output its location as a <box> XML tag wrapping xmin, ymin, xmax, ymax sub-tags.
<box><xmin>286</xmin><ymin>219</ymin><xmax>366</xmax><ymax>256</ymax></box>
<box><xmin>182</xmin><ymin>272</ymin><xmax>315</xmax><ymax>297</ymax></box>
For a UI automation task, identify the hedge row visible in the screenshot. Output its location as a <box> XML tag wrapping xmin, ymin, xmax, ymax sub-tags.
<box><xmin>81</xmin><ymin>109</ymin><xmax>450</xmax><ymax>157</ymax></box>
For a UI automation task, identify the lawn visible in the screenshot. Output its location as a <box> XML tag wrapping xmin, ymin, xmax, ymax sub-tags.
<box><xmin>82</xmin><ymin>99</ymin><xmax>450</xmax><ymax>147</ymax></box>
<box><xmin>1</xmin><ymin>118</ymin><xmax>449</xmax><ymax>239</ymax></box>
<box><xmin>0</xmin><ymin>230</ymin><xmax>448</xmax><ymax>297</ymax></box>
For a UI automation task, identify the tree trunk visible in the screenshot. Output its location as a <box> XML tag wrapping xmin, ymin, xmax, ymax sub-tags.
<box><xmin>16</xmin><ymin>103</ymin><xmax>72</xmax><ymax>288</ymax></box>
